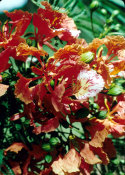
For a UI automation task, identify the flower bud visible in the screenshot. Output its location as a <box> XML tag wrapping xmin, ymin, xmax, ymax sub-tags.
<box><xmin>114</xmin><ymin>24</ymin><xmax>120</xmax><ymax>31</ymax></box>
<box><xmin>100</xmin><ymin>9</ymin><xmax>107</xmax><ymax>16</ymax></box>
<box><xmin>80</xmin><ymin>51</ymin><xmax>95</xmax><ymax>63</ymax></box>
<box><xmin>49</xmin><ymin>137</ymin><xmax>59</xmax><ymax>146</ymax></box>
<box><xmin>42</xmin><ymin>143</ymin><xmax>52</xmax><ymax>152</ymax></box>
<box><xmin>69</xmin><ymin>135</ymin><xmax>76</xmax><ymax>140</ymax></box>
<box><xmin>90</xmin><ymin>1</ymin><xmax>99</xmax><ymax>11</ymax></box>
<box><xmin>90</xmin><ymin>103</ymin><xmax>99</xmax><ymax>109</ymax></box>
<box><xmin>45</xmin><ymin>155</ymin><xmax>52</xmax><ymax>163</ymax></box>
<box><xmin>50</xmin><ymin>79</ymin><xmax>55</xmax><ymax>88</ymax></box>
<box><xmin>112</xmin><ymin>10</ymin><xmax>119</xmax><ymax>17</ymax></box>
<box><xmin>97</xmin><ymin>110</ymin><xmax>107</xmax><ymax>119</ymax></box>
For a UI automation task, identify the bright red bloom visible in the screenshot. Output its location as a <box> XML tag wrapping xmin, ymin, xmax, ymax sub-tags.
<box><xmin>0</xmin><ymin>48</ymin><xmax>11</xmax><ymax>72</ymax></box>
<box><xmin>80</xmin><ymin>142</ymin><xmax>109</xmax><ymax>165</ymax></box>
<box><xmin>14</xmin><ymin>54</ymin><xmax>104</xmax><ymax>133</ymax></box>
<box><xmin>86</xmin><ymin>101</ymin><xmax>125</xmax><ymax>149</ymax></box>
<box><xmin>4</xmin><ymin>10</ymin><xmax>32</xmax><ymax>37</ymax></box>
<box><xmin>80</xmin><ymin>142</ymin><xmax>102</xmax><ymax>165</ymax></box>
<box><xmin>14</xmin><ymin>73</ymin><xmax>38</xmax><ymax>104</ymax></box>
<box><xmin>33</xmin><ymin>1</ymin><xmax>80</xmax><ymax>48</ymax></box>
<box><xmin>0</xmin><ymin>10</ymin><xmax>32</xmax><ymax>47</ymax></box>
<box><xmin>0</xmin><ymin>10</ymin><xmax>32</xmax><ymax>64</ymax></box>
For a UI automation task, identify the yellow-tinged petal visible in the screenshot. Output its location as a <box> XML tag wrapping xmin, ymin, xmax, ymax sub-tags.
<box><xmin>51</xmin><ymin>149</ymin><xmax>81</xmax><ymax>175</ymax></box>
<box><xmin>80</xmin><ymin>143</ymin><xmax>102</xmax><ymax>164</ymax></box>
<box><xmin>0</xmin><ymin>84</ymin><xmax>9</xmax><ymax>96</ymax></box>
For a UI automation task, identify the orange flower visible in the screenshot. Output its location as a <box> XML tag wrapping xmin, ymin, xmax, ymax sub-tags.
<box><xmin>85</xmin><ymin>36</ymin><xmax>125</xmax><ymax>88</ymax></box>
<box><xmin>16</xmin><ymin>43</ymin><xmax>48</xmax><ymax>58</ymax></box>
<box><xmin>54</xmin><ymin>44</ymin><xmax>87</xmax><ymax>60</ymax></box>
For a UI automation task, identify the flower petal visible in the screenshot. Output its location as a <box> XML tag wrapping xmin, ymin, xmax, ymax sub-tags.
<box><xmin>103</xmin><ymin>138</ymin><xmax>116</xmax><ymax>159</ymax></box>
<box><xmin>86</xmin><ymin>120</ymin><xmax>108</xmax><ymax>148</ymax></box>
<box><xmin>33</xmin><ymin>117</ymin><xmax>59</xmax><ymax>134</ymax></box>
<box><xmin>80</xmin><ymin>142</ymin><xmax>102</xmax><ymax>164</ymax></box>
<box><xmin>5</xmin><ymin>10</ymin><xmax>32</xmax><ymax>36</ymax></box>
<box><xmin>52</xmin><ymin>148</ymin><xmax>81</xmax><ymax>175</ymax></box>
<box><xmin>73</xmin><ymin>69</ymin><xmax>104</xmax><ymax>100</ymax></box>
<box><xmin>15</xmin><ymin>73</ymin><xmax>34</xmax><ymax>104</ymax></box>
<box><xmin>16</xmin><ymin>43</ymin><xmax>47</xmax><ymax>57</ymax></box>
<box><xmin>0</xmin><ymin>48</ymin><xmax>11</xmax><ymax>73</ymax></box>
<box><xmin>4</xmin><ymin>142</ymin><xmax>28</xmax><ymax>155</ymax></box>
<box><xmin>0</xmin><ymin>84</ymin><xmax>9</xmax><ymax>96</ymax></box>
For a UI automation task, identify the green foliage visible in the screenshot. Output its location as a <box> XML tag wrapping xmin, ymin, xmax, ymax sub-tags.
<box><xmin>75</xmin><ymin>107</ymin><xmax>90</xmax><ymax>119</ymax></box>
<box><xmin>0</xmin><ymin>150</ymin><xmax>4</xmax><ymax>166</ymax></box>
<box><xmin>107</xmin><ymin>85</ymin><xmax>123</xmax><ymax>96</ymax></box>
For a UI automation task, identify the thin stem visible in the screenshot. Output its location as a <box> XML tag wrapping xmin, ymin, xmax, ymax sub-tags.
<box><xmin>53</xmin><ymin>0</ymin><xmax>59</xmax><ymax>6</ymax></box>
<box><xmin>106</xmin><ymin>54</ymin><xmax>116</xmax><ymax>63</ymax></box>
<box><xmin>44</xmin><ymin>41</ymin><xmax>57</xmax><ymax>52</ymax></box>
<box><xmin>96</xmin><ymin>164</ymin><xmax>102</xmax><ymax>174</ymax></box>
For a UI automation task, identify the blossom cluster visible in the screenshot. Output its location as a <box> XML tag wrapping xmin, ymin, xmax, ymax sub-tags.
<box><xmin>0</xmin><ymin>1</ymin><xmax>125</xmax><ymax>175</ymax></box>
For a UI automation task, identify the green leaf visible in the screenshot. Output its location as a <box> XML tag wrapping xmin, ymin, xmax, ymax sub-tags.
<box><xmin>75</xmin><ymin>108</ymin><xmax>89</xmax><ymax>119</ymax></box>
<box><xmin>112</xmin><ymin>158</ymin><xmax>120</xmax><ymax>165</ymax></box>
<box><xmin>5</xmin><ymin>164</ymin><xmax>15</xmax><ymax>175</ymax></box>
<box><xmin>106</xmin><ymin>173</ymin><xmax>114</xmax><ymax>175</ymax></box>
<box><xmin>107</xmin><ymin>85</ymin><xmax>123</xmax><ymax>96</ymax></box>
<box><xmin>119</xmin><ymin>172</ymin><xmax>125</xmax><ymax>175</ymax></box>
<box><xmin>15</xmin><ymin>124</ymin><xmax>22</xmax><ymax>131</ymax></box>
<box><xmin>31</xmin><ymin>0</ymin><xmax>45</xmax><ymax>8</ymax></box>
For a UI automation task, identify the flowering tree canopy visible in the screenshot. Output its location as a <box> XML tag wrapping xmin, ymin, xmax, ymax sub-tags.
<box><xmin>0</xmin><ymin>1</ymin><xmax>125</xmax><ymax>175</ymax></box>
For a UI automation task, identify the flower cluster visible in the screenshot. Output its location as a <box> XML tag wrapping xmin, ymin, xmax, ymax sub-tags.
<box><xmin>0</xmin><ymin>1</ymin><xmax>125</xmax><ymax>175</ymax></box>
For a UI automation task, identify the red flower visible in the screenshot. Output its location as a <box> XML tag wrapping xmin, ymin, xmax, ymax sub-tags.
<box><xmin>4</xmin><ymin>10</ymin><xmax>32</xmax><ymax>37</ymax></box>
<box><xmin>0</xmin><ymin>48</ymin><xmax>11</xmax><ymax>72</ymax></box>
<box><xmin>33</xmin><ymin>1</ymin><xmax>80</xmax><ymax>49</ymax></box>
<box><xmin>4</xmin><ymin>142</ymin><xmax>47</xmax><ymax>175</ymax></box>
<box><xmin>0</xmin><ymin>10</ymin><xmax>32</xmax><ymax>63</ymax></box>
